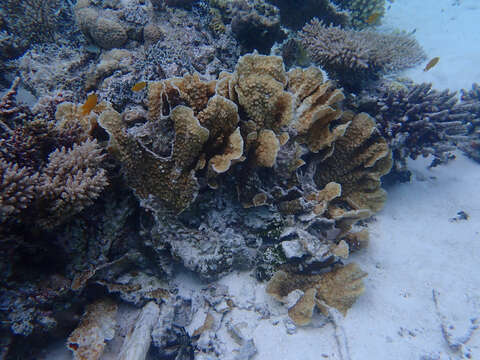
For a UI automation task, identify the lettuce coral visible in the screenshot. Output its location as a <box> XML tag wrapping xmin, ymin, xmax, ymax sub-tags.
<box><xmin>97</xmin><ymin>52</ymin><xmax>391</xmax><ymax>280</ymax></box>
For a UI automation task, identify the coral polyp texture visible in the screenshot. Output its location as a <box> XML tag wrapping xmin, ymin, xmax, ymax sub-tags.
<box><xmin>0</xmin><ymin>79</ymin><xmax>109</xmax><ymax>229</ymax></box>
<box><xmin>98</xmin><ymin>52</ymin><xmax>391</xmax><ymax>280</ymax></box>
<box><xmin>460</xmin><ymin>83</ymin><xmax>480</xmax><ymax>162</ymax></box>
<box><xmin>299</xmin><ymin>19</ymin><xmax>426</xmax><ymax>91</ymax></box>
<box><xmin>350</xmin><ymin>80</ymin><xmax>471</xmax><ymax>182</ymax></box>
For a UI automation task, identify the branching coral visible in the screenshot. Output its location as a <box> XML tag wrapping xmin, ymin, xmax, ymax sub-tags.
<box><xmin>98</xmin><ymin>52</ymin><xmax>391</xmax><ymax>280</ymax></box>
<box><xmin>350</xmin><ymin>81</ymin><xmax>471</xmax><ymax>182</ymax></box>
<box><xmin>0</xmin><ymin>79</ymin><xmax>109</xmax><ymax>229</ymax></box>
<box><xmin>0</xmin><ymin>0</ymin><xmax>71</xmax><ymax>55</ymax></box>
<box><xmin>299</xmin><ymin>19</ymin><xmax>426</xmax><ymax>91</ymax></box>
<box><xmin>460</xmin><ymin>83</ymin><xmax>480</xmax><ymax>162</ymax></box>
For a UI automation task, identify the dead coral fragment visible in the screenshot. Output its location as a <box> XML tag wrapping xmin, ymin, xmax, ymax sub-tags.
<box><xmin>67</xmin><ymin>299</ymin><xmax>118</xmax><ymax>360</ymax></box>
<box><xmin>267</xmin><ymin>263</ymin><xmax>367</xmax><ymax>324</ymax></box>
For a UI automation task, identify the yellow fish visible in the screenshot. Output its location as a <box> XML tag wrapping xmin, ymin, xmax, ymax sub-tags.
<box><xmin>80</xmin><ymin>93</ymin><xmax>97</xmax><ymax>116</ymax></box>
<box><xmin>424</xmin><ymin>57</ymin><xmax>440</xmax><ymax>71</ymax></box>
<box><xmin>366</xmin><ymin>12</ymin><xmax>381</xmax><ymax>24</ymax></box>
<box><xmin>131</xmin><ymin>81</ymin><xmax>147</xmax><ymax>92</ymax></box>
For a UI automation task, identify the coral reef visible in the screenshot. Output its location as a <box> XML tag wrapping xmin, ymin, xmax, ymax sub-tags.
<box><xmin>18</xmin><ymin>43</ymin><xmax>93</xmax><ymax>99</ymax></box>
<box><xmin>460</xmin><ymin>83</ymin><xmax>480</xmax><ymax>162</ymax></box>
<box><xmin>267</xmin><ymin>0</ymin><xmax>351</xmax><ymax>30</ymax></box>
<box><xmin>266</xmin><ymin>262</ymin><xmax>367</xmax><ymax>324</ymax></box>
<box><xmin>299</xmin><ymin>19</ymin><xmax>426</xmax><ymax>91</ymax></box>
<box><xmin>334</xmin><ymin>0</ymin><xmax>386</xmax><ymax>29</ymax></box>
<box><xmin>349</xmin><ymin>80</ymin><xmax>471</xmax><ymax>182</ymax></box>
<box><xmin>230</xmin><ymin>0</ymin><xmax>285</xmax><ymax>54</ymax></box>
<box><xmin>75</xmin><ymin>2</ymin><xmax>128</xmax><ymax>50</ymax></box>
<box><xmin>0</xmin><ymin>79</ymin><xmax>109</xmax><ymax>229</ymax></box>
<box><xmin>0</xmin><ymin>0</ymin><xmax>74</xmax><ymax>57</ymax></box>
<box><xmin>98</xmin><ymin>52</ymin><xmax>391</xmax><ymax>280</ymax></box>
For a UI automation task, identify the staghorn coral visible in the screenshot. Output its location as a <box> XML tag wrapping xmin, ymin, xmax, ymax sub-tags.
<box><xmin>0</xmin><ymin>82</ymin><xmax>109</xmax><ymax>229</ymax></box>
<box><xmin>460</xmin><ymin>83</ymin><xmax>480</xmax><ymax>162</ymax></box>
<box><xmin>349</xmin><ymin>80</ymin><xmax>471</xmax><ymax>182</ymax></box>
<box><xmin>299</xmin><ymin>19</ymin><xmax>426</xmax><ymax>92</ymax></box>
<box><xmin>98</xmin><ymin>52</ymin><xmax>391</xmax><ymax>280</ymax></box>
<box><xmin>35</xmin><ymin>139</ymin><xmax>109</xmax><ymax>229</ymax></box>
<box><xmin>0</xmin><ymin>161</ymin><xmax>37</xmax><ymax>222</ymax></box>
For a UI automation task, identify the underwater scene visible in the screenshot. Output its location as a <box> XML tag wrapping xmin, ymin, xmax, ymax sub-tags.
<box><xmin>1</xmin><ymin>0</ymin><xmax>479</xmax><ymax>358</ymax></box>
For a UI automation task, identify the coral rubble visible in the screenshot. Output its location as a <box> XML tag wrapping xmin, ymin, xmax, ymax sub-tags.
<box><xmin>299</xmin><ymin>19</ymin><xmax>426</xmax><ymax>91</ymax></box>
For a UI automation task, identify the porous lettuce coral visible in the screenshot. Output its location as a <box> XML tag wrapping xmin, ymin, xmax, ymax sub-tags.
<box><xmin>98</xmin><ymin>52</ymin><xmax>391</xmax><ymax>280</ymax></box>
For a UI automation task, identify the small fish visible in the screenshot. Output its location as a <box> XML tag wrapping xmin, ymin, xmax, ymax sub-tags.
<box><xmin>366</xmin><ymin>12</ymin><xmax>381</xmax><ymax>24</ymax></box>
<box><xmin>131</xmin><ymin>81</ymin><xmax>147</xmax><ymax>92</ymax></box>
<box><xmin>423</xmin><ymin>57</ymin><xmax>440</xmax><ymax>71</ymax></box>
<box><xmin>81</xmin><ymin>93</ymin><xmax>97</xmax><ymax>116</ymax></box>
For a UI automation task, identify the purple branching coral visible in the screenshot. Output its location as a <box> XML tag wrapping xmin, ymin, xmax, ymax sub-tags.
<box><xmin>349</xmin><ymin>81</ymin><xmax>472</xmax><ymax>182</ymax></box>
<box><xmin>0</xmin><ymin>78</ymin><xmax>109</xmax><ymax>229</ymax></box>
<box><xmin>299</xmin><ymin>19</ymin><xmax>426</xmax><ymax>91</ymax></box>
<box><xmin>460</xmin><ymin>83</ymin><xmax>480</xmax><ymax>162</ymax></box>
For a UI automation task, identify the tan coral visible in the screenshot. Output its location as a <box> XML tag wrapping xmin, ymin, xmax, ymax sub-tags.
<box><xmin>255</xmin><ymin>129</ymin><xmax>280</xmax><ymax>167</ymax></box>
<box><xmin>171</xmin><ymin>73</ymin><xmax>217</xmax><ymax>114</ymax></box>
<box><xmin>288</xmin><ymin>288</ymin><xmax>317</xmax><ymax>326</ymax></box>
<box><xmin>67</xmin><ymin>299</ymin><xmax>118</xmax><ymax>360</ymax></box>
<box><xmin>315</xmin><ymin>263</ymin><xmax>367</xmax><ymax>316</ymax></box>
<box><xmin>147</xmin><ymin>80</ymin><xmax>182</xmax><ymax>120</ymax></box>
<box><xmin>98</xmin><ymin>108</ymin><xmax>208</xmax><ymax>214</ymax></box>
<box><xmin>55</xmin><ymin>101</ymin><xmax>111</xmax><ymax>138</ymax></box>
<box><xmin>231</xmin><ymin>53</ymin><xmax>294</xmax><ymax>132</ymax></box>
<box><xmin>287</xmin><ymin>67</ymin><xmax>347</xmax><ymax>153</ymax></box>
<box><xmin>209</xmin><ymin>127</ymin><xmax>244</xmax><ymax>173</ymax></box>
<box><xmin>267</xmin><ymin>262</ymin><xmax>367</xmax><ymax>323</ymax></box>
<box><xmin>197</xmin><ymin>95</ymin><xmax>239</xmax><ymax>150</ymax></box>
<box><xmin>314</xmin><ymin>112</ymin><xmax>392</xmax><ymax>214</ymax></box>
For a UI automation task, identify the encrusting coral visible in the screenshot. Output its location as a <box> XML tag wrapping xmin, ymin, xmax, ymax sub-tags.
<box><xmin>299</xmin><ymin>19</ymin><xmax>426</xmax><ymax>91</ymax></box>
<box><xmin>98</xmin><ymin>52</ymin><xmax>391</xmax><ymax>280</ymax></box>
